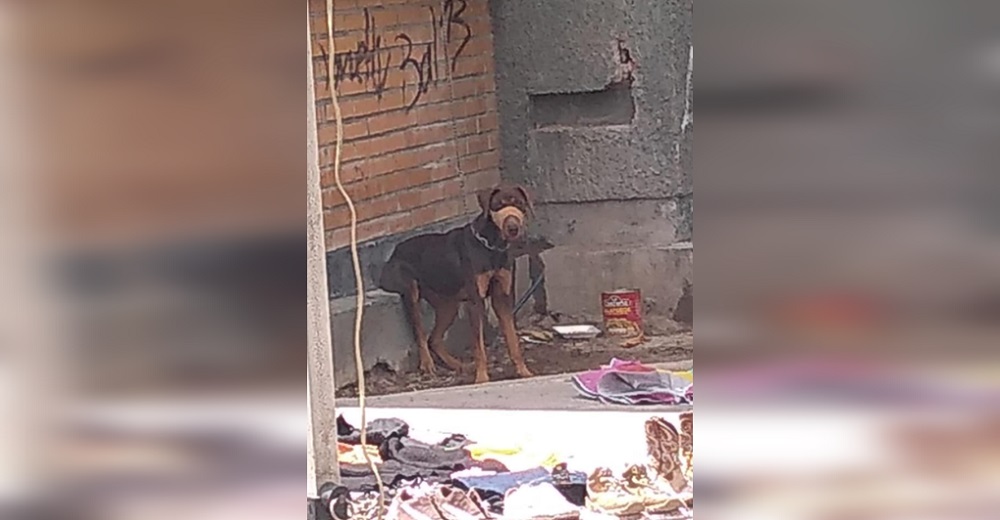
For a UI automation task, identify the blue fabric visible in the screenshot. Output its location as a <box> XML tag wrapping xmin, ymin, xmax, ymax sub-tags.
<box><xmin>452</xmin><ymin>467</ymin><xmax>551</xmax><ymax>498</ymax></box>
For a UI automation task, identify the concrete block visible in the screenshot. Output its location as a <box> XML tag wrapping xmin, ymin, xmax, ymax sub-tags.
<box><xmin>540</xmin><ymin>243</ymin><xmax>693</xmax><ymax>329</ymax></box>
<box><xmin>527</xmin><ymin>128</ymin><xmax>685</xmax><ymax>203</ymax></box>
<box><xmin>532</xmin><ymin>200</ymin><xmax>681</xmax><ymax>248</ymax></box>
<box><xmin>519</xmin><ymin>0</ymin><xmax>628</xmax><ymax>93</ymax></box>
<box><xmin>330</xmin><ymin>290</ymin><xmax>498</xmax><ymax>387</ymax></box>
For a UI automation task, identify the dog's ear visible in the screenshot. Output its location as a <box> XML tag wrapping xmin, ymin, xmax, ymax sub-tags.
<box><xmin>513</xmin><ymin>185</ymin><xmax>534</xmax><ymax>214</ymax></box>
<box><xmin>477</xmin><ymin>187</ymin><xmax>500</xmax><ymax>213</ymax></box>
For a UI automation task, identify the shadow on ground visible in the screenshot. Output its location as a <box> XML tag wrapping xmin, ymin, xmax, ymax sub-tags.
<box><xmin>336</xmin><ymin>331</ymin><xmax>693</xmax><ymax>398</ymax></box>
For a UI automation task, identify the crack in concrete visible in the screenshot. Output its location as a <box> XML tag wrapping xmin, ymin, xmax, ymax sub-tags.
<box><xmin>681</xmin><ymin>45</ymin><xmax>693</xmax><ymax>133</ymax></box>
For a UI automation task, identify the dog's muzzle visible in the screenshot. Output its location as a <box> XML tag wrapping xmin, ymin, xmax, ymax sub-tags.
<box><xmin>491</xmin><ymin>206</ymin><xmax>526</xmax><ymax>240</ymax></box>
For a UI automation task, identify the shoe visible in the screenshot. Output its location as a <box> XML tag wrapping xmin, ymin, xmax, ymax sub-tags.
<box><xmin>387</xmin><ymin>484</ymin><xmax>442</xmax><ymax>520</ymax></box>
<box><xmin>620</xmin><ymin>465</ymin><xmax>687</xmax><ymax>514</ymax></box>
<box><xmin>585</xmin><ymin>467</ymin><xmax>646</xmax><ymax>517</ymax></box>
<box><xmin>432</xmin><ymin>486</ymin><xmax>492</xmax><ymax>520</ymax></box>
<box><xmin>678</xmin><ymin>412</ymin><xmax>693</xmax><ymax>482</ymax></box>
<box><xmin>644</xmin><ymin>418</ymin><xmax>688</xmax><ymax>493</ymax></box>
<box><xmin>319</xmin><ymin>483</ymin><xmax>355</xmax><ymax>520</ymax></box>
<box><xmin>551</xmin><ymin>463</ymin><xmax>587</xmax><ymax>506</ymax></box>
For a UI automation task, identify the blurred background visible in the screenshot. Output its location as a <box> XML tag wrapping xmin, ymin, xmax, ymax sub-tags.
<box><xmin>2</xmin><ymin>0</ymin><xmax>999</xmax><ymax>519</ymax></box>
<box><xmin>698</xmin><ymin>0</ymin><xmax>1000</xmax><ymax>518</ymax></box>
<box><xmin>2</xmin><ymin>1</ymin><xmax>306</xmax><ymax>519</ymax></box>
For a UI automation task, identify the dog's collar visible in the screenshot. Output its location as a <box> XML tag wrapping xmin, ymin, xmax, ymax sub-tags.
<box><xmin>470</xmin><ymin>225</ymin><xmax>508</xmax><ymax>252</ymax></box>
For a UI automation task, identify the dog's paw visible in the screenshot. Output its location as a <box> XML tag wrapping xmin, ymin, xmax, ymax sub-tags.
<box><xmin>516</xmin><ymin>366</ymin><xmax>535</xmax><ymax>378</ymax></box>
<box><xmin>419</xmin><ymin>359</ymin><xmax>438</xmax><ymax>375</ymax></box>
<box><xmin>439</xmin><ymin>355</ymin><xmax>471</xmax><ymax>372</ymax></box>
<box><xmin>474</xmin><ymin>370</ymin><xmax>491</xmax><ymax>384</ymax></box>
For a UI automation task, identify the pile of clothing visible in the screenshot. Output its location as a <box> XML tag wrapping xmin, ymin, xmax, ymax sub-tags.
<box><xmin>572</xmin><ymin>359</ymin><xmax>693</xmax><ymax>406</ymax></box>
<box><xmin>319</xmin><ymin>412</ymin><xmax>693</xmax><ymax>520</ymax></box>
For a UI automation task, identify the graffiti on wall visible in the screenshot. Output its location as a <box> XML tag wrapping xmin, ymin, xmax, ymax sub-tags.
<box><xmin>327</xmin><ymin>0</ymin><xmax>473</xmax><ymax>111</ymax></box>
<box><xmin>330</xmin><ymin>9</ymin><xmax>391</xmax><ymax>97</ymax></box>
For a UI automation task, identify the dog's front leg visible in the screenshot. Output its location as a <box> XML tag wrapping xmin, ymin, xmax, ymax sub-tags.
<box><xmin>469</xmin><ymin>276</ymin><xmax>492</xmax><ymax>384</ymax></box>
<box><xmin>491</xmin><ymin>274</ymin><xmax>533</xmax><ymax>378</ymax></box>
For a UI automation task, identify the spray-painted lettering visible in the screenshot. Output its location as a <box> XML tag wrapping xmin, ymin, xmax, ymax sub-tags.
<box><xmin>332</xmin><ymin>9</ymin><xmax>391</xmax><ymax>98</ymax></box>
<box><xmin>330</xmin><ymin>1</ymin><xmax>474</xmax><ymax>111</ymax></box>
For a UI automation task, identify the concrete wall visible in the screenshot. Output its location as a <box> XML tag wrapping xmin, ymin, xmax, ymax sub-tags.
<box><xmin>490</xmin><ymin>0</ymin><xmax>693</xmax><ymax>327</ymax></box>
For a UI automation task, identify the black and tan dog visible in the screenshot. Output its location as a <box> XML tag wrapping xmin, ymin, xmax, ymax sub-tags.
<box><xmin>378</xmin><ymin>184</ymin><xmax>534</xmax><ymax>383</ymax></box>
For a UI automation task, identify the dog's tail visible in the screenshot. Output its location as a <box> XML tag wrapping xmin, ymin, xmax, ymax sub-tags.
<box><xmin>377</xmin><ymin>255</ymin><xmax>410</xmax><ymax>295</ymax></box>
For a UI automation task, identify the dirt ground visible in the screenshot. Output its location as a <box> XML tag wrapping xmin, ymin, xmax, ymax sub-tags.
<box><xmin>336</xmin><ymin>330</ymin><xmax>693</xmax><ymax>398</ymax></box>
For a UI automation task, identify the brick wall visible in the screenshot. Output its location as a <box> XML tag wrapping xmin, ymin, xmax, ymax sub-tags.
<box><xmin>309</xmin><ymin>0</ymin><xmax>501</xmax><ymax>252</ymax></box>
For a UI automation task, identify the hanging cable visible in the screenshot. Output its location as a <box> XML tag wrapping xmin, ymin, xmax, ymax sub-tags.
<box><xmin>323</xmin><ymin>1</ymin><xmax>387</xmax><ymax>518</ymax></box>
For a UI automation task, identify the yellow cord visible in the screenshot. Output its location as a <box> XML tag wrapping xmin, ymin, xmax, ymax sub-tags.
<box><xmin>324</xmin><ymin>1</ymin><xmax>386</xmax><ymax>517</ymax></box>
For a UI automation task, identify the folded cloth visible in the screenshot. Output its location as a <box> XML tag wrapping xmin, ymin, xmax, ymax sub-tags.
<box><xmin>451</xmin><ymin>466</ymin><xmax>552</xmax><ymax>501</ymax></box>
<box><xmin>471</xmin><ymin>458</ymin><xmax>510</xmax><ymax>473</ymax></box>
<box><xmin>338</xmin><ymin>416</ymin><xmax>410</xmax><ymax>446</ymax></box>
<box><xmin>572</xmin><ymin>361</ymin><xmax>693</xmax><ymax>405</ymax></box>
<box><xmin>380</xmin><ymin>436</ymin><xmax>475</xmax><ymax>471</ymax></box>
<box><xmin>339</xmin><ymin>459</ymin><xmax>451</xmax><ymax>492</ymax></box>
<box><xmin>466</xmin><ymin>443</ymin><xmax>560</xmax><ymax>472</ymax></box>
<box><xmin>595</xmin><ymin>371</ymin><xmax>691</xmax><ymax>404</ymax></box>
<box><xmin>451</xmin><ymin>468</ymin><xmax>497</xmax><ymax>479</ymax></box>
<box><xmin>668</xmin><ymin>369</ymin><xmax>693</xmax><ymax>382</ymax></box>
<box><xmin>503</xmin><ymin>482</ymin><xmax>581</xmax><ymax>520</ymax></box>
<box><xmin>606</xmin><ymin>358</ymin><xmax>659</xmax><ymax>373</ymax></box>
<box><xmin>338</xmin><ymin>442</ymin><xmax>382</xmax><ymax>465</ymax></box>
<box><xmin>571</xmin><ymin>360</ymin><xmax>652</xmax><ymax>399</ymax></box>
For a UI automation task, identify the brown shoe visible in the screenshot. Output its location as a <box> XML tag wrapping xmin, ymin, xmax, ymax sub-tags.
<box><xmin>644</xmin><ymin>417</ymin><xmax>688</xmax><ymax>493</ymax></box>
<box><xmin>678</xmin><ymin>412</ymin><xmax>693</xmax><ymax>482</ymax></box>
<box><xmin>621</xmin><ymin>464</ymin><xmax>687</xmax><ymax>514</ymax></box>
<box><xmin>389</xmin><ymin>486</ymin><xmax>444</xmax><ymax>520</ymax></box>
<box><xmin>431</xmin><ymin>486</ymin><xmax>492</xmax><ymax>520</ymax></box>
<box><xmin>585</xmin><ymin>467</ymin><xmax>646</xmax><ymax>517</ymax></box>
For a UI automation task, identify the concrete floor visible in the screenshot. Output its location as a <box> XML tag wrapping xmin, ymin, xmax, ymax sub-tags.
<box><xmin>336</xmin><ymin>360</ymin><xmax>692</xmax><ymax>410</ymax></box>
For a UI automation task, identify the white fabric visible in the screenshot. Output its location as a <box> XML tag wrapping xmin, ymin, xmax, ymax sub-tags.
<box><xmin>503</xmin><ymin>482</ymin><xmax>579</xmax><ymax>519</ymax></box>
<box><xmin>451</xmin><ymin>468</ymin><xmax>498</xmax><ymax>479</ymax></box>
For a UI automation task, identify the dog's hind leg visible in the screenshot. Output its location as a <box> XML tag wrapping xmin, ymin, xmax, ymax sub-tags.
<box><xmin>426</xmin><ymin>296</ymin><xmax>466</xmax><ymax>372</ymax></box>
<box><xmin>402</xmin><ymin>280</ymin><xmax>436</xmax><ymax>375</ymax></box>
<box><xmin>378</xmin><ymin>258</ymin><xmax>407</xmax><ymax>294</ymax></box>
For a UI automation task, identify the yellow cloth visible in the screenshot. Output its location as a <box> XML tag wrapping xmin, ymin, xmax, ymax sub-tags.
<box><xmin>466</xmin><ymin>443</ymin><xmax>560</xmax><ymax>471</ymax></box>
<box><xmin>657</xmin><ymin>369</ymin><xmax>693</xmax><ymax>382</ymax></box>
<box><xmin>338</xmin><ymin>443</ymin><xmax>382</xmax><ymax>465</ymax></box>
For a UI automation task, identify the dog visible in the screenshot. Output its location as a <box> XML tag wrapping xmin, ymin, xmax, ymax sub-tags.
<box><xmin>378</xmin><ymin>183</ymin><xmax>535</xmax><ymax>384</ymax></box>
